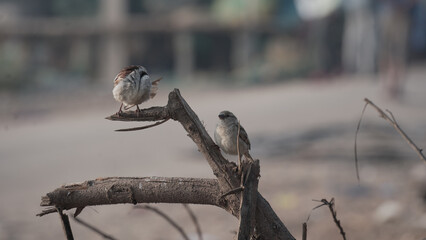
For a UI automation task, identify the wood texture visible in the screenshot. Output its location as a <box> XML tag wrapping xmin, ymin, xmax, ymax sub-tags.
<box><xmin>40</xmin><ymin>89</ymin><xmax>296</xmax><ymax>240</ymax></box>
<box><xmin>41</xmin><ymin>177</ymin><xmax>219</xmax><ymax>209</ymax></box>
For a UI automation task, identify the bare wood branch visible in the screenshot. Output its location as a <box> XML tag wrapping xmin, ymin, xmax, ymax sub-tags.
<box><xmin>237</xmin><ymin>160</ymin><xmax>260</xmax><ymax>240</ymax></box>
<box><xmin>183</xmin><ymin>204</ymin><xmax>203</xmax><ymax>240</ymax></box>
<box><xmin>39</xmin><ymin>177</ymin><xmax>220</xmax><ymax>214</ymax></box>
<box><xmin>39</xmin><ymin>89</ymin><xmax>295</xmax><ymax>239</ymax></box>
<box><xmin>105</xmin><ymin>106</ymin><xmax>170</xmax><ymax>122</ymax></box>
<box><xmin>363</xmin><ymin>98</ymin><xmax>426</xmax><ymax>162</ymax></box>
<box><xmin>57</xmin><ymin>208</ymin><xmax>74</xmax><ymax>240</ymax></box>
<box><xmin>107</xmin><ymin>90</ymin><xmax>245</xmax><ymax>216</ymax></box>
<box><xmin>115</xmin><ymin>118</ymin><xmax>170</xmax><ymax>132</ymax></box>
<box><xmin>104</xmin><ymin>89</ymin><xmax>295</xmax><ymax>240</ymax></box>
<box><xmin>37</xmin><ymin>207</ymin><xmax>57</xmax><ymax>217</ymax></box>
<box><xmin>135</xmin><ymin>205</ymin><xmax>190</xmax><ymax>240</ymax></box>
<box><xmin>72</xmin><ymin>216</ymin><xmax>117</xmax><ymax>240</ymax></box>
<box><xmin>302</xmin><ymin>222</ymin><xmax>307</xmax><ymax>240</ymax></box>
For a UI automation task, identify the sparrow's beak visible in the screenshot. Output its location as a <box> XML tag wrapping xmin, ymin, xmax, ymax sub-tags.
<box><xmin>218</xmin><ymin>113</ymin><xmax>226</xmax><ymax>120</ymax></box>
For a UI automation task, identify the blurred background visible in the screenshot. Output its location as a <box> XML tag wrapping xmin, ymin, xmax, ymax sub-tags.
<box><xmin>0</xmin><ymin>0</ymin><xmax>425</xmax><ymax>239</ymax></box>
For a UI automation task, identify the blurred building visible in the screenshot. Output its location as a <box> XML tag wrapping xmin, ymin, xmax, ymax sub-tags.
<box><xmin>0</xmin><ymin>0</ymin><xmax>424</xmax><ymax>91</ymax></box>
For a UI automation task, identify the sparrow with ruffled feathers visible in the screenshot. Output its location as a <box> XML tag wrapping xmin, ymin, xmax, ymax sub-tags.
<box><xmin>112</xmin><ymin>65</ymin><xmax>161</xmax><ymax>115</ymax></box>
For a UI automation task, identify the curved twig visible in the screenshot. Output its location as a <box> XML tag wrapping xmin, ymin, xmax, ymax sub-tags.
<box><xmin>115</xmin><ymin>118</ymin><xmax>170</xmax><ymax>132</ymax></box>
<box><xmin>72</xmin><ymin>216</ymin><xmax>117</xmax><ymax>240</ymax></box>
<box><xmin>354</xmin><ymin>101</ymin><xmax>368</xmax><ymax>182</ymax></box>
<box><xmin>363</xmin><ymin>98</ymin><xmax>426</xmax><ymax>162</ymax></box>
<box><xmin>183</xmin><ymin>204</ymin><xmax>203</xmax><ymax>240</ymax></box>
<box><xmin>135</xmin><ymin>205</ymin><xmax>190</xmax><ymax>240</ymax></box>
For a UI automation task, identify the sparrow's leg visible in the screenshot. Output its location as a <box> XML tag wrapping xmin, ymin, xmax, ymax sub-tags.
<box><xmin>116</xmin><ymin>103</ymin><xmax>123</xmax><ymax>116</ymax></box>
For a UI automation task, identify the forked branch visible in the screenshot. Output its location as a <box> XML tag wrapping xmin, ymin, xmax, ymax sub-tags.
<box><xmin>40</xmin><ymin>89</ymin><xmax>295</xmax><ymax>240</ymax></box>
<box><xmin>363</xmin><ymin>98</ymin><xmax>426</xmax><ymax>162</ymax></box>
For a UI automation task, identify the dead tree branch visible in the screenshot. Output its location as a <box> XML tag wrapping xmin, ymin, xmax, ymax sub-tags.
<box><xmin>40</xmin><ymin>89</ymin><xmax>295</xmax><ymax>240</ymax></box>
<box><xmin>237</xmin><ymin>160</ymin><xmax>260</xmax><ymax>240</ymax></box>
<box><xmin>39</xmin><ymin>177</ymin><xmax>220</xmax><ymax>211</ymax></box>
<box><xmin>363</xmin><ymin>98</ymin><xmax>426</xmax><ymax>162</ymax></box>
<box><xmin>135</xmin><ymin>205</ymin><xmax>190</xmax><ymax>240</ymax></box>
<box><xmin>309</xmin><ymin>198</ymin><xmax>346</xmax><ymax>240</ymax></box>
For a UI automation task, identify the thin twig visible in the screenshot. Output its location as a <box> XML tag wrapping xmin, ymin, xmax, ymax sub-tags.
<box><xmin>237</xmin><ymin>120</ymin><xmax>241</xmax><ymax>174</ymax></box>
<box><xmin>115</xmin><ymin>118</ymin><xmax>170</xmax><ymax>132</ymax></box>
<box><xmin>310</xmin><ymin>198</ymin><xmax>346</xmax><ymax>240</ymax></box>
<box><xmin>56</xmin><ymin>208</ymin><xmax>74</xmax><ymax>240</ymax></box>
<box><xmin>183</xmin><ymin>204</ymin><xmax>203</xmax><ymax>240</ymax></box>
<box><xmin>135</xmin><ymin>205</ymin><xmax>190</xmax><ymax>240</ymax></box>
<box><xmin>363</xmin><ymin>98</ymin><xmax>426</xmax><ymax>162</ymax></box>
<box><xmin>37</xmin><ymin>207</ymin><xmax>57</xmax><ymax>217</ymax></box>
<box><xmin>72</xmin><ymin>216</ymin><xmax>117</xmax><ymax>240</ymax></box>
<box><xmin>354</xmin><ymin>101</ymin><xmax>368</xmax><ymax>183</ymax></box>
<box><xmin>219</xmin><ymin>186</ymin><xmax>244</xmax><ymax>200</ymax></box>
<box><xmin>302</xmin><ymin>222</ymin><xmax>307</xmax><ymax>240</ymax></box>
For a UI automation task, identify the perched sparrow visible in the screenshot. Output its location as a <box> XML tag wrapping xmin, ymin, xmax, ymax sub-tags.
<box><xmin>214</xmin><ymin>110</ymin><xmax>253</xmax><ymax>170</ymax></box>
<box><xmin>112</xmin><ymin>65</ymin><xmax>161</xmax><ymax>115</ymax></box>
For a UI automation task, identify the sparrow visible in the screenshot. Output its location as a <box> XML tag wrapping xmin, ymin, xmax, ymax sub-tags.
<box><xmin>214</xmin><ymin>110</ymin><xmax>253</xmax><ymax>170</ymax></box>
<box><xmin>112</xmin><ymin>65</ymin><xmax>161</xmax><ymax>115</ymax></box>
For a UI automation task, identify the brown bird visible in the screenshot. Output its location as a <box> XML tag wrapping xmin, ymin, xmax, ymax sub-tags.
<box><xmin>112</xmin><ymin>65</ymin><xmax>161</xmax><ymax>115</ymax></box>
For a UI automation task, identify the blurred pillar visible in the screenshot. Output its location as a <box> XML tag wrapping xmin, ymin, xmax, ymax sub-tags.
<box><xmin>97</xmin><ymin>0</ymin><xmax>128</xmax><ymax>85</ymax></box>
<box><xmin>342</xmin><ymin>1</ymin><xmax>376</xmax><ymax>74</ymax></box>
<box><xmin>232</xmin><ymin>31</ymin><xmax>255</xmax><ymax>78</ymax></box>
<box><xmin>173</xmin><ymin>32</ymin><xmax>194</xmax><ymax>82</ymax></box>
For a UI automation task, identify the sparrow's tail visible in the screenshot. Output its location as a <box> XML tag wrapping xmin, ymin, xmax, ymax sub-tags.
<box><xmin>150</xmin><ymin>77</ymin><xmax>162</xmax><ymax>98</ymax></box>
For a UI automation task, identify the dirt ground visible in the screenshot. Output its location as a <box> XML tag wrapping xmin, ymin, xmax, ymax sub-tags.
<box><xmin>0</xmin><ymin>67</ymin><xmax>425</xmax><ymax>239</ymax></box>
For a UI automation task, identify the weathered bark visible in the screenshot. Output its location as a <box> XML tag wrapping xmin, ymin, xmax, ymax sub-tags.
<box><xmin>41</xmin><ymin>177</ymin><xmax>219</xmax><ymax>209</ymax></box>
<box><xmin>40</xmin><ymin>89</ymin><xmax>295</xmax><ymax>240</ymax></box>
<box><xmin>237</xmin><ymin>160</ymin><xmax>260</xmax><ymax>240</ymax></box>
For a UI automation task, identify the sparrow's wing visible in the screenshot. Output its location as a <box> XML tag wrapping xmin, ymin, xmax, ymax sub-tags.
<box><xmin>113</xmin><ymin>74</ymin><xmax>121</xmax><ymax>87</ymax></box>
<box><xmin>237</xmin><ymin>124</ymin><xmax>251</xmax><ymax>150</ymax></box>
<box><xmin>150</xmin><ymin>77</ymin><xmax>162</xmax><ymax>98</ymax></box>
<box><xmin>114</xmin><ymin>65</ymin><xmax>139</xmax><ymax>87</ymax></box>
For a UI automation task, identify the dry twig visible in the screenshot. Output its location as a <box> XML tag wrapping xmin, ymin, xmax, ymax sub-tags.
<box><xmin>363</xmin><ymin>98</ymin><xmax>425</xmax><ymax>162</ymax></box>
<box><xmin>115</xmin><ymin>118</ymin><xmax>170</xmax><ymax>132</ymax></box>
<box><xmin>355</xmin><ymin>98</ymin><xmax>426</xmax><ymax>182</ymax></box>
<box><xmin>306</xmin><ymin>198</ymin><xmax>346</xmax><ymax>240</ymax></box>
<box><xmin>183</xmin><ymin>204</ymin><xmax>203</xmax><ymax>240</ymax></box>
<box><xmin>72</xmin><ymin>216</ymin><xmax>117</xmax><ymax>240</ymax></box>
<box><xmin>56</xmin><ymin>208</ymin><xmax>74</xmax><ymax>240</ymax></box>
<box><xmin>40</xmin><ymin>89</ymin><xmax>295</xmax><ymax>240</ymax></box>
<box><xmin>135</xmin><ymin>205</ymin><xmax>190</xmax><ymax>240</ymax></box>
<box><xmin>237</xmin><ymin>160</ymin><xmax>260</xmax><ymax>240</ymax></box>
<box><xmin>354</xmin><ymin>101</ymin><xmax>368</xmax><ymax>182</ymax></box>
